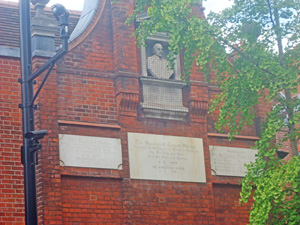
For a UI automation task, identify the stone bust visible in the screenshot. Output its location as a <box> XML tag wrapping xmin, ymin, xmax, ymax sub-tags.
<box><xmin>147</xmin><ymin>43</ymin><xmax>174</xmax><ymax>79</ymax></box>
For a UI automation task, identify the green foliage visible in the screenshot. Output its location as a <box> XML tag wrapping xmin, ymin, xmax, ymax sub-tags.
<box><xmin>241</xmin><ymin>109</ymin><xmax>300</xmax><ymax>224</ymax></box>
<box><xmin>242</xmin><ymin>155</ymin><xmax>300</xmax><ymax>224</ymax></box>
<box><xmin>129</xmin><ymin>0</ymin><xmax>300</xmax><ymax>223</ymax></box>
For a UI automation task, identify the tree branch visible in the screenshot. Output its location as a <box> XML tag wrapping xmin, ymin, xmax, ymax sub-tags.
<box><xmin>219</xmin><ymin>37</ymin><xmax>278</xmax><ymax>78</ymax></box>
<box><xmin>267</xmin><ymin>0</ymin><xmax>276</xmax><ymax>27</ymax></box>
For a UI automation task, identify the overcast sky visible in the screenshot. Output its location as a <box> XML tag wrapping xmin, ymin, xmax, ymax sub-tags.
<box><xmin>205</xmin><ymin>0</ymin><xmax>233</xmax><ymax>14</ymax></box>
<box><xmin>4</xmin><ymin>0</ymin><xmax>233</xmax><ymax>13</ymax></box>
<box><xmin>4</xmin><ymin>0</ymin><xmax>84</xmax><ymax>10</ymax></box>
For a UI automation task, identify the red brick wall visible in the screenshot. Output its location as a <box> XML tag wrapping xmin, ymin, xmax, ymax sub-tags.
<box><xmin>0</xmin><ymin>0</ymin><xmax>267</xmax><ymax>224</ymax></box>
<box><xmin>213</xmin><ymin>184</ymin><xmax>252</xmax><ymax>225</ymax></box>
<box><xmin>33</xmin><ymin>57</ymin><xmax>62</xmax><ymax>225</ymax></box>
<box><xmin>57</xmin><ymin>2</ymin><xmax>118</xmax><ymax>125</ymax></box>
<box><xmin>0</xmin><ymin>56</ymin><xmax>24</xmax><ymax>224</ymax></box>
<box><xmin>44</xmin><ymin>0</ymin><xmax>254</xmax><ymax>224</ymax></box>
<box><xmin>60</xmin><ymin>178</ymin><xmax>252</xmax><ymax>225</ymax></box>
<box><xmin>61</xmin><ymin>177</ymin><xmax>123</xmax><ymax>224</ymax></box>
<box><xmin>121</xmin><ymin>180</ymin><xmax>215</xmax><ymax>224</ymax></box>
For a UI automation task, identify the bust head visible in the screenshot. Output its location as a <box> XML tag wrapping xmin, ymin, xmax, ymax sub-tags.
<box><xmin>153</xmin><ymin>43</ymin><xmax>163</xmax><ymax>58</ymax></box>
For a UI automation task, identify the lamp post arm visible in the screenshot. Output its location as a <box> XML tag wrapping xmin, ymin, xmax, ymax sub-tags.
<box><xmin>29</xmin><ymin>62</ymin><xmax>55</xmax><ymax>107</ymax></box>
<box><xmin>29</xmin><ymin>36</ymin><xmax>68</xmax><ymax>107</ymax></box>
<box><xmin>29</xmin><ymin>36</ymin><xmax>69</xmax><ymax>82</ymax></box>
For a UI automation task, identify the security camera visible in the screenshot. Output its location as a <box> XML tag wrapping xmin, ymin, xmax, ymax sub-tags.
<box><xmin>51</xmin><ymin>4</ymin><xmax>69</xmax><ymax>24</ymax></box>
<box><xmin>25</xmin><ymin>130</ymin><xmax>48</xmax><ymax>141</ymax></box>
<box><xmin>51</xmin><ymin>4</ymin><xmax>69</xmax><ymax>38</ymax></box>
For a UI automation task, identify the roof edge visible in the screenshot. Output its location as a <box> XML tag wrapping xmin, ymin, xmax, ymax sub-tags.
<box><xmin>69</xmin><ymin>0</ymin><xmax>105</xmax><ymax>51</ymax></box>
<box><xmin>0</xmin><ymin>0</ymin><xmax>105</xmax><ymax>57</ymax></box>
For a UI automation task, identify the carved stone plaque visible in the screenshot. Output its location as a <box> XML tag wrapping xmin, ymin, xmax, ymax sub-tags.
<box><xmin>59</xmin><ymin>134</ymin><xmax>122</xmax><ymax>169</ymax></box>
<box><xmin>128</xmin><ymin>133</ymin><xmax>206</xmax><ymax>183</ymax></box>
<box><xmin>209</xmin><ymin>146</ymin><xmax>257</xmax><ymax>177</ymax></box>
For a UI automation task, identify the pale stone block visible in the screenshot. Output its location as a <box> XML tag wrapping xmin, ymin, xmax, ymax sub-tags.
<box><xmin>140</xmin><ymin>77</ymin><xmax>188</xmax><ymax>121</ymax></box>
<box><xmin>59</xmin><ymin>134</ymin><xmax>122</xmax><ymax>169</ymax></box>
<box><xmin>128</xmin><ymin>133</ymin><xmax>206</xmax><ymax>183</ymax></box>
<box><xmin>209</xmin><ymin>145</ymin><xmax>257</xmax><ymax>177</ymax></box>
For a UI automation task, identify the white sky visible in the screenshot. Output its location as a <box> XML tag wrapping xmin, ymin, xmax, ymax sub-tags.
<box><xmin>3</xmin><ymin>0</ymin><xmax>84</xmax><ymax>10</ymax></box>
<box><xmin>204</xmin><ymin>0</ymin><xmax>233</xmax><ymax>14</ymax></box>
<box><xmin>4</xmin><ymin>0</ymin><xmax>233</xmax><ymax>12</ymax></box>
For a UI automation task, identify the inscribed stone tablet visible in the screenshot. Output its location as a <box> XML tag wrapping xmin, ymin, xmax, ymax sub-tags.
<box><xmin>128</xmin><ymin>133</ymin><xmax>206</xmax><ymax>183</ymax></box>
<box><xmin>59</xmin><ymin>134</ymin><xmax>122</xmax><ymax>169</ymax></box>
<box><xmin>209</xmin><ymin>146</ymin><xmax>257</xmax><ymax>177</ymax></box>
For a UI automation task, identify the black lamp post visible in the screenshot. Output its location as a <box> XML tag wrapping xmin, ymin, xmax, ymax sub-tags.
<box><xmin>19</xmin><ymin>0</ymin><xmax>69</xmax><ymax>224</ymax></box>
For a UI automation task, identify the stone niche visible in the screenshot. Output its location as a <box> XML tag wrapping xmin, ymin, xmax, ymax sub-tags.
<box><xmin>139</xmin><ymin>33</ymin><xmax>188</xmax><ymax>121</ymax></box>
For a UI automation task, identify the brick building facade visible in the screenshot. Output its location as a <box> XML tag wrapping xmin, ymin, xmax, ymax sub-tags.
<box><xmin>0</xmin><ymin>0</ymin><xmax>273</xmax><ymax>224</ymax></box>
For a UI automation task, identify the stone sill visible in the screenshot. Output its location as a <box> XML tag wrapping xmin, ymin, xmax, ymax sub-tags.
<box><xmin>60</xmin><ymin>166</ymin><xmax>123</xmax><ymax>179</ymax></box>
<box><xmin>141</xmin><ymin>103</ymin><xmax>189</xmax><ymax>112</ymax></box>
<box><xmin>58</xmin><ymin>120</ymin><xmax>121</xmax><ymax>129</ymax></box>
<box><xmin>140</xmin><ymin>76</ymin><xmax>187</xmax><ymax>88</ymax></box>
